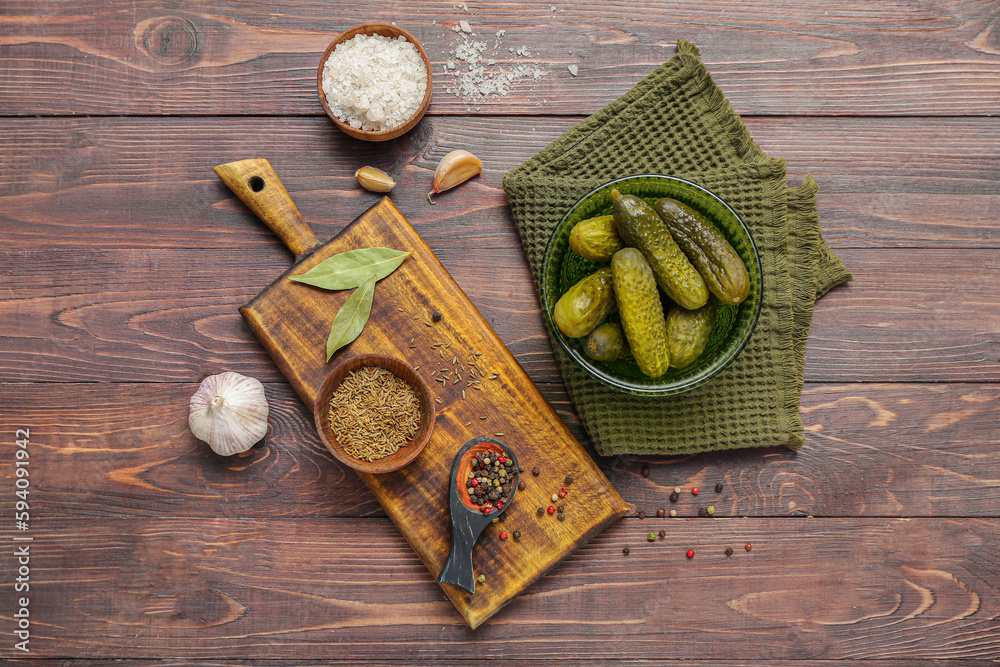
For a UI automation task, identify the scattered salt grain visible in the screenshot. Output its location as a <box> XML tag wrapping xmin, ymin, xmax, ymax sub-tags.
<box><xmin>321</xmin><ymin>33</ymin><xmax>427</xmax><ymax>132</ymax></box>
<box><xmin>568</xmin><ymin>64</ymin><xmax>579</xmax><ymax>76</ymax></box>
<box><xmin>445</xmin><ymin>19</ymin><xmax>546</xmax><ymax>105</ymax></box>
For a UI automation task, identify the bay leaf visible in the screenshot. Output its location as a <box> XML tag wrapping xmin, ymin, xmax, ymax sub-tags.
<box><xmin>326</xmin><ymin>273</ymin><xmax>377</xmax><ymax>360</ymax></box>
<box><xmin>292</xmin><ymin>247</ymin><xmax>411</xmax><ymax>291</ymax></box>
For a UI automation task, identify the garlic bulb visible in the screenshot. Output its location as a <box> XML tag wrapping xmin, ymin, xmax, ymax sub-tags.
<box><xmin>189</xmin><ymin>372</ymin><xmax>269</xmax><ymax>456</ymax></box>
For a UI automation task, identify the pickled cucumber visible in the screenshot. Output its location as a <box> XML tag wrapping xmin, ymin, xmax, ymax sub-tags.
<box><xmin>610</xmin><ymin>248</ymin><xmax>670</xmax><ymax>377</ymax></box>
<box><xmin>583</xmin><ymin>322</ymin><xmax>630</xmax><ymax>362</ymax></box>
<box><xmin>653</xmin><ymin>198</ymin><xmax>750</xmax><ymax>306</ymax></box>
<box><xmin>569</xmin><ymin>215</ymin><xmax>623</xmax><ymax>262</ymax></box>
<box><xmin>611</xmin><ymin>190</ymin><xmax>709</xmax><ymax>310</ymax></box>
<box><xmin>552</xmin><ymin>267</ymin><xmax>617</xmax><ymax>338</ymax></box>
<box><xmin>666</xmin><ymin>298</ymin><xmax>717</xmax><ymax>369</ymax></box>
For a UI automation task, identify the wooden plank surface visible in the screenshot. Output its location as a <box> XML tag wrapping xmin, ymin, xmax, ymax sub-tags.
<box><xmin>2</xmin><ymin>381</ymin><xmax>998</xmax><ymax>518</ymax></box>
<box><xmin>2</xmin><ymin>0</ymin><xmax>999</xmax><ymax>662</ymax></box>
<box><xmin>1</xmin><ymin>116</ymin><xmax>998</xmax><ymax>250</ymax></box>
<box><xmin>1</xmin><ymin>517</ymin><xmax>996</xmax><ymax>661</ymax></box>
<box><xmin>2</xmin><ymin>1</ymin><xmax>1000</xmax><ymax>116</ymax></box>
<box><xmin>0</xmin><ymin>247</ymin><xmax>997</xmax><ymax>383</ymax></box>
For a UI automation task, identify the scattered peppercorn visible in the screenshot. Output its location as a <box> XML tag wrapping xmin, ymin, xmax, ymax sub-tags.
<box><xmin>477</xmin><ymin>574</ymin><xmax>486</xmax><ymax>584</ymax></box>
<box><xmin>557</xmin><ymin>513</ymin><xmax>565</xmax><ymax>521</ymax></box>
<box><xmin>697</xmin><ymin>507</ymin><xmax>707</xmax><ymax>517</ymax></box>
<box><xmin>745</xmin><ymin>543</ymin><xmax>752</xmax><ymax>551</ymax></box>
<box><xmin>551</xmin><ymin>493</ymin><xmax>559</xmax><ymax>502</ymax></box>
<box><xmin>622</xmin><ymin>547</ymin><xmax>630</xmax><ymax>556</ymax></box>
<box><xmin>517</xmin><ymin>480</ymin><xmax>526</xmax><ymax>490</ymax></box>
<box><xmin>512</xmin><ymin>530</ymin><xmax>521</xmax><ymax>540</ymax></box>
<box><xmin>500</xmin><ymin>531</ymin><xmax>508</xmax><ymax>540</ymax></box>
<box><xmin>432</xmin><ymin>311</ymin><xmax>442</xmax><ymax>322</ymax></box>
<box><xmin>715</xmin><ymin>483</ymin><xmax>724</xmax><ymax>493</ymax></box>
<box><xmin>686</xmin><ymin>550</ymin><xmax>694</xmax><ymax>559</ymax></box>
<box><xmin>557</xmin><ymin>505</ymin><xmax>564</xmax><ymax>513</ymax></box>
<box><xmin>692</xmin><ymin>487</ymin><xmax>699</xmax><ymax>496</ymax></box>
<box><xmin>532</xmin><ymin>467</ymin><xmax>540</xmax><ymax>476</ymax></box>
<box><xmin>725</xmin><ymin>547</ymin><xmax>734</xmax><ymax>556</ymax></box>
<box><xmin>669</xmin><ymin>509</ymin><xmax>677</xmax><ymax>517</ymax></box>
<box><xmin>656</xmin><ymin>508</ymin><xmax>665</xmax><ymax>518</ymax></box>
<box><xmin>673</xmin><ymin>487</ymin><xmax>681</xmax><ymax>494</ymax></box>
<box><xmin>547</xmin><ymin>505</ymin><xmax>556</xmax><ymax>514</ymax></box>
<box><xmin>564</xmin><ymin>474</ymin><xmax>573</xmax><ymax>485</ymax></box>
<box><xmin>647</xmin><ymin>532</ymin><xmax>656</xmax><ymax>542</ymax></box>
<box><xmin>558</xmin><ymin>487</ymin><xmax>568</xmax><ymax>498</ymax></box>
<box><xmin>707</xmin><ymin>506</ymin><xmax>715</xmax><ymax>515</ymax></box>
<box><xmin>669</xmin><ymin>492</ymin><xmax>679</xmax><ymax>503</ymax></box>
<box><xmin>537</xmin><ymin>507</ymin><xmax>545</xmax><ymax>515</ymax></box>
<box><xmin>658</xmin><ymin>530</ymin><xmax>666</xmax><ymax>538</ymax></box>
<box><xmin>637</xmin><ymin>510</ymin><xmax>646</xmax><ymax>519</ymax></box>
<box><xmin>641</xmin><ymin>465</ymin><xmax>650</xmax><ymax>477</ymax></box>
<box><xmin>518</xmin><ymin>465</ymin><xmax>524</xmax><ymax>473</ymax></box>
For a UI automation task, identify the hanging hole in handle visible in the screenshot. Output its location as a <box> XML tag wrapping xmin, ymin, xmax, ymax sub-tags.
<box><xmin>249</xmin><ymin>176</ymin><xmax>265</xmax><ymax>192</ymax></box>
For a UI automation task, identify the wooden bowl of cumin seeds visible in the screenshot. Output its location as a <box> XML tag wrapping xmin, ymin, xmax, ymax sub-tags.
<box><xmin>314</xmin><ymin>354</ymin><xmax>435</xmax><ymax>474</ymax></box>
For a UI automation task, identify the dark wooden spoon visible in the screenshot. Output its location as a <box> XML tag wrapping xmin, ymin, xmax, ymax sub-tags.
<box><xmin>437</xmin><ymin>436</ymin><xmax>520</xmax><ymax>594</ymax></box>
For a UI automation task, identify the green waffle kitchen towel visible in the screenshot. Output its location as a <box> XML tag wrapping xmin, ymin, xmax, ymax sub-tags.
<box><xmin>503</xmin><ymin>39</ymin><xmax>852</xmax><ymax>456</ymax></box>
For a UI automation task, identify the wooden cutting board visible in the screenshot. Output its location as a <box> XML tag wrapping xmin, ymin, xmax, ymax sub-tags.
<box><xmin>216</xmin><ymin>159</ymin><xmax>628</xmax><ymax>629</ymax></box>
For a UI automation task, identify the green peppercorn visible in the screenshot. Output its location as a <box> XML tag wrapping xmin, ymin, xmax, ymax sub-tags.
<box><xmin>477</xmin><ymin>574</ymin><xmax>486</xmax><ymax>584</ymax></box>
<box><xmin>647</xmin><ymin>532</ymin><xmax>656</xmax><ymax>542</ymax></box>
<box><xmin>673</xmin><ymin>487</ymin><xmax>682</xmax><ymax>494</ymax></box>
<box><xmin>669</xmin><ymin>509</ymin><xmax>677</xmax><ymax>517</ymax></box>
<box><xmin>707</xmin><ymin>506</ymin><xmax>715</xmax><ymax>515</ymax></box>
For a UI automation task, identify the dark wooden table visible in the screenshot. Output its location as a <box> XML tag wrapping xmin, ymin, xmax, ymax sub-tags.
<box><xmin>2</xmin><ymin>1</ymin><xmax>999</xmax><ymax>663</ymax></box>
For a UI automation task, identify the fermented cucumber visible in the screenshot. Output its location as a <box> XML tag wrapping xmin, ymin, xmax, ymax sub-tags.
<box><xmin>552</xmin><ymin>267</ymin><xmax>617</xmax><ymax>338</ymax></box>
<box><xmin>653</xmin><ymin>198</ymin><xmax>750</xmax><ymax>306</ymax></box>
<box><xmin>569</xmin><ymin>215</ymin><xmax>623</xmax><ymax>262</ymax></box>
<box><xmin>611</xmin><ymin>190</ymin><xmax>709</xmax><ymax>310</ymax></box>
<box><xmin>610</xmin><ymin>248</ymin><xmax>670</xmax><ymax>377</ymax></box>
<box><xmin>583</xmin><ymin>322</ymin><xmax>630</xmax><ymax>362</ymax></box>
<box><xmin>666</xmin><ymin>298</ymin><xmax>717</xmax><ymax>369</ymax></box>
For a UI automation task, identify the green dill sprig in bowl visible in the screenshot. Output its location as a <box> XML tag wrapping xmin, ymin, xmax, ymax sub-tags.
<box><xmin>540</xmin><ymin>175</ymin><xmax>763</xmax><ymax>396</ymax></box>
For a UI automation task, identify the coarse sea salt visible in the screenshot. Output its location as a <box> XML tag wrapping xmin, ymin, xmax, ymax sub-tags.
<box><xmin>321</xmin><ymin>33</ymin><xmax>428</xmax><ymax>132</ymax></box>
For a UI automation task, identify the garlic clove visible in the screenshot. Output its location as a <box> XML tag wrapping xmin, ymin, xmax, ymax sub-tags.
<box><xmin>355</xmin><ymin>166</ymin><xmax>396</xmax><ymax>193</ymax></box>
<box><xmin>427</xmin><ymin>149</ymin><xmax>482</xmax><ymax>203</ymax></box>
<box><xmin>189</xmin><ymin>372</ymin><xmax>269</xmax><ymax>456</ymax></box>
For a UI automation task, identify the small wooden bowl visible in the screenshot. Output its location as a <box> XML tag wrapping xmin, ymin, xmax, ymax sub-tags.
<box><xmin>317</xmin><ymin>23</ymin><xmax>433</xmax><ymax>142</ymax></box>
<box><xmin>314</xmin><ymin>354</ymin><xmax>435</xmax><ymax>474</ymax></box>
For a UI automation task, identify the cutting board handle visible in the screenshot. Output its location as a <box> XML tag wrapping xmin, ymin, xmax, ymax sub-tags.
<box><xmin>214</xmin><ymin>158</ymin><xmax>321</xmax><ymax>258</ymax></box>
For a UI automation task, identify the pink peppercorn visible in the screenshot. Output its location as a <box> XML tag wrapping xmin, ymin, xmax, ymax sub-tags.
<box><xmin>692</xmin><ymin>487</ymin><xmax>699</xmax><ymax>496</ymax></box>
<box><xmin>500</xmin><ymin>531</ymin><xmax>508</xmax><ymax>540</ymax></box>
<box><xmin>686</xmin><ymin>550</ymin><xmax>695</xmax><ymax>558</ymax></box>
<box><xmin>547</xmin><ymin>505</ymin><xmax>556</xmax><ymax>514</ymax></box>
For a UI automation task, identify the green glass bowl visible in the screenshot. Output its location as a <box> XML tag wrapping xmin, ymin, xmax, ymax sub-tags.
<box><xmin>541</xmin><ymin>175</ymin><xmax>763</xmax><ymax>396</ymax></box>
